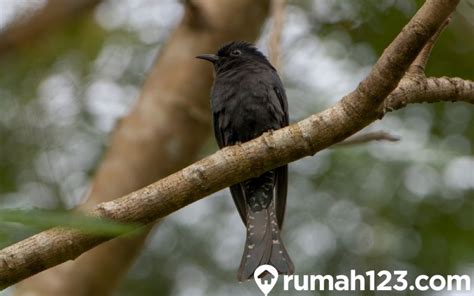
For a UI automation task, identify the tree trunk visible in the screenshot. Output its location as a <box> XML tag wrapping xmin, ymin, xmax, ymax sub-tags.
<box><xmin>14</xmin><ymin>1</ymin><xmax>270</xmax><ymax>295</ymax></box>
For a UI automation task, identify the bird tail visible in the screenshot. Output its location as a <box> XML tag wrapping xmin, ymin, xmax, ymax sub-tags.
<box><xmin>237</xmin><ymin>200</ymin><xmax>294</xmax><ymax>281</ymax></box>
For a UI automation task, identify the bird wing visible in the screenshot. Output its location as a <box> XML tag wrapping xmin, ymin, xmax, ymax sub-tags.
<box><xmin>275</xmin><ymin>165</ymin><xmax>288</xmax><ymax>229</ymax></box>
<box><xmin>212</xmin><ymin>112</ymin><xmax>225</xmax><ymax>148</ymax></box>
<box><xmin>273</xmin><ymin>83</ymin><xmax>289</xmax><ymax>126</ymax></box>
<box><xmin>213</xmin><ymin>111</ymin><xmax>248</xmax><ymax>224</ymax></box>
<box><xmin>229</xmin><ymin>184</ymin><xmax>247</xmax><ymax>224</ymax></box>
<box><xmin>272</xmin><ymin>82</ymin><xmax>289</xmax><ymax>228</ymax></box>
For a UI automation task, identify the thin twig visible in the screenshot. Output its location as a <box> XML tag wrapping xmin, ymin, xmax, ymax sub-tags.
<box><xmin>268</xmin><ymin>0</ymin><xmax>286</xmax><ymax>71</ymax></box>
<box><xmin>408</xmin><ymin>16</ymin><xmax>452</xmax><ymax>75</ymax></box>
<box><xmin>334</xmin><ymin>131</ymin><xmax>400</xmax><ymax>147</ymax></box>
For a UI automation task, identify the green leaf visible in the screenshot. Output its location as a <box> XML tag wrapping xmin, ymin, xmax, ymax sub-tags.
<box><xmin>0</xmin><ymin>209</ymin><xmax>139</xmax><ymax>236</ymax></box>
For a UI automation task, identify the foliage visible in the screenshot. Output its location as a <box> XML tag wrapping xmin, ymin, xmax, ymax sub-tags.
<box><xmin>0</xmin><ymin>208</ymin><xmax>138</xmax><ymax>248</ymax></box>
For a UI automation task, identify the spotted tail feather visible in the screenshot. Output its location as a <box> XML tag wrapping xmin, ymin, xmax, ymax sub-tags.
<box><xmin>237</xmin><ymin>200</ymin><xmax>294</xmax><ymax>281</ymax></box>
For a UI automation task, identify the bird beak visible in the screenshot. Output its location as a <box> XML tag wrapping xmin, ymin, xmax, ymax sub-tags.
<box><xmin>196</xmin><ymin>54</ymin><xmax>219</xmax><ymax>63</ymax></box>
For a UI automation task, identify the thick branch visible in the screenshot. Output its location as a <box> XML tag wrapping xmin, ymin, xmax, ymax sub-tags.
<box><xmin>0</xmin><ymin>0</ymin><xmax>102</xmax><ymax>56</ymax></box>
<box><xmin>0</xmin><ymin>0</ymin><xmax>463</xmax><ymax>288</ymax></box>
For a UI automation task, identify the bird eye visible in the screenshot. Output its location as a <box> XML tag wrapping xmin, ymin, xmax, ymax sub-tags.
<box><xmin>230</xmin><ymin>49</ymin><xmax>242</xmax><ymax>56</ymax></box>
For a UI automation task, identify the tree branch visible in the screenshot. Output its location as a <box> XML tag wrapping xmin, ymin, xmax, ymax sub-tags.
<box><xmin>382</xmin><ymin>76</ymin><xmax>474</xmax><ymax>114</ymax></box>
<box><xmin>0</xmin><ymin>0</ymin><xmax>465</xmax><ymax>288</ymax></box>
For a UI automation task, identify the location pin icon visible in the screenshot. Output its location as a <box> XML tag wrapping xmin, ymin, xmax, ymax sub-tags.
<box><xmin>254</xmin><ymin>265</ymin><xmax>279</xmax><ymax>296</ymax></box>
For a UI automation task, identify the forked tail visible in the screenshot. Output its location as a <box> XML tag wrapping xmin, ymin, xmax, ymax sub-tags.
<box><xmin>237</xmin><ymin>201</ymin><xmax>294</xmax><ymax>281</ymax></box>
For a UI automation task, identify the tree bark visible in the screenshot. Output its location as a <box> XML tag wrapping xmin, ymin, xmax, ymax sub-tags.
<box><xmin>12</xmin><ymin>1</ymin><xmax>270</xmax><ymax>295</ymax></box>
<box><xmin>1</xmin><ymin>0</ymin><xmax>469</xmax><ymax>290</ymax></box>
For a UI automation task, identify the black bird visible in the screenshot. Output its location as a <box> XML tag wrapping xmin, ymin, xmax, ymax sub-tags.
<box><xmin>196</xmin><ymin>41</ymin><xmax>294</xmax><ymax>281</ymax></box>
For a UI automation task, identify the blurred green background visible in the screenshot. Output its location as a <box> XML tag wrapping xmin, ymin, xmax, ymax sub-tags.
<box><xmin>0</xmin><ymin>0</ymin><xmax>473</xmax><ymax>295</ymax></box>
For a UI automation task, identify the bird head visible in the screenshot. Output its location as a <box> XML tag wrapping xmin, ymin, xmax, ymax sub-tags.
<box><xmin>196</xmin><ymin>41</ymin><xmax>274</xmax><ymax>72</ymax></box>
